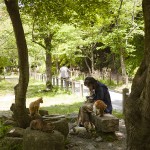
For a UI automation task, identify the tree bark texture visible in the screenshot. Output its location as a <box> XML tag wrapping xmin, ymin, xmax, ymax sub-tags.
<box><xmin>91</xmin><ymin>45</ymin><xmax>94</xmax><ymax>74</ymax></box>
<box><xmin>44</xmin><ymin>34</ymin><xmax>53</xmax><ymax>89</ymax></box>
<box><xmin>84</xmin><ymin>57</ymin><xmax>92</xmax><ymax>75</ymax></box>
<box><xmin>4</xmin><ymin>0</ymin><xmax>30</xmax><ymax>128</ymax></box>
<box><xmin>124</xmin><ymin>0</ymin><xmax>150</xmax><ymax>149</ymax></box>
<box><xmin>120</xmin><ymin>48</ymin><xmax>128</xmax><ymax>84</ymax></box>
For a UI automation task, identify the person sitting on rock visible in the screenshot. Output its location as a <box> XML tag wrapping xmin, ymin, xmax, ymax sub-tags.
<box><xmin>78</xmin><ymin>76</ymin><xmax>113</xmax><ymax>127</ymax></box>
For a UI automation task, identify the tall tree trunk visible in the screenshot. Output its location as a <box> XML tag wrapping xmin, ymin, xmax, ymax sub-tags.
<box><xmin>55</xmin><ymin>55</ymin><xmax>59</xmax><ymax>75</ymax></box>
<box><xmin>90</xmin><ymin>43</ymin><xmax>96</xmax><ymax>74</ymax></box>
<box><xmin>4</xmin><ymin>0</ymin><xmax>30</xmax><ymax>128</ymax></box>
<box><xmin>84</xmin><ymin>57</ymin><xmax>92</xmax><ymax>75</ymax></box>
<box><xmin>91</xmin><ymin>47</ymin><xmax>94</xmax><ymax>74</ymax></box>
<box><xmin>44</xmin><ymin>34</ymin><xmax>53</xmax><ymax>89</ymax></box>
<box><xmin>124</xmin><ymin>0</ymin><xmax>150</xmax><ymax>149</ymax></box>
<box><xmin>120</xmin><ymin>48</ymin><xmax>128</xmax><ymax>84</ymax></box>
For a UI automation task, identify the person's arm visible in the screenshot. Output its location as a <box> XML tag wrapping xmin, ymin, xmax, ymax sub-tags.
<box><xmin>93</xmin><ymin>86</ymin><xmax>104</xmax><ymax>100</ymax></box>
<box><xmin>67</xmin><ymin>68</ymin><xmax>71</xmax><ymax>72</ymax></box>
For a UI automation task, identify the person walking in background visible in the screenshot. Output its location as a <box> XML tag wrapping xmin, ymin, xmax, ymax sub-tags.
<box><xmin>59</xmin><ymin>65</ymin><xmax>70</xmax><ymax>79</ymax></box>
<box><xmin>59</xmin><ymin>65</ymin><xmax>71</xmax><ymax>88</ymax></box>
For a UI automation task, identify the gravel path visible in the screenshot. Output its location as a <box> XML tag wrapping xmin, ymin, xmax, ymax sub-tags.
<box><xmin>0</xmin><ymin>76</ymin><xmax>129</xmax><ymax>112</ymax></box>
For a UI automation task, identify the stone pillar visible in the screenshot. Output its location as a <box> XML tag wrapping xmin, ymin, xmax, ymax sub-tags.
<box><xmin>122</xmin><ymin>88</ymin><xmax>129</xmax><ymax>114</ymax></box>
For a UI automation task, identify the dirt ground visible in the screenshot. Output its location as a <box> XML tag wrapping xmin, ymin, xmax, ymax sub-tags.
<box><xmin>0</xmin><ymin>78</ymin><xmax>129</xmax><ymax>149</ymax></box>
<box><xmin>66</xmin><ymin>119</ymin><xmax>126</xmax><ymax>150</ymax></box>
<box><xmin>0</xmin><ymin>111</ymin><xmax>126</xmax><ymax>150</ymax></box>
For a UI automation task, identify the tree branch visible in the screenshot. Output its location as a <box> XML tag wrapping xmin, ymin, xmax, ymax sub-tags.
<box><xmin>31</xmin><ymin>17</ymin><xmax>46</xmax><ymax>49</ymax></box>
<box><xmin>115</xmin><ymin>0</ymin><xmax>123</xmax><ymax>27</ymax></box>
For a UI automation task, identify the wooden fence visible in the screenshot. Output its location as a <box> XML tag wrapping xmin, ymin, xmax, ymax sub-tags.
<box><xmin>30</xmin><ymin>72</ymin><xmax>88</xmax><ymax>97</ymax></box>
<box><xmin>29</xmin><ymin>71</ymin><xmax>130</xmax><ymax>97</ymax></box>
<box><xmin>30</xmin><ymin>69</ymin><xmax>125</xmax><ymax>85</ymax></box>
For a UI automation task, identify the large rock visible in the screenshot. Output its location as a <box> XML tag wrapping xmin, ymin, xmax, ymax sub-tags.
<box><xmin>52</xmin><ymin>118</ymin><xmax>69</xmax><ymax>139</ymax></box>
<box><xmin>3</xmin><ymin>119</ymin><xmax>18</xmax><ymax>127</ymax></box>
<box><xmin>91</xmin><ymin>113</ymin><xmax>119</xmax><ymax>133</ymax></box>
<box><xmin>65</xmin><ymin>113</ymin><xmax>78</xmax><ymax>123</ymax></box>
<box><xmin>6</xmin><ymin>127</ymin><xmax>25</xmax><ymax>137</ymax></box>
<box><xmin>26</xmin><ymin>108</ymin><xmax>49</xmax><ymax>116</ymax></box>
<box><xmin>23</xmin><ymin>128</ymin><xmax>65</xmax><ymax>150</ymax></box>
<box><xmin>1</xmin><ymin>137</ymin><xmax>23</xmax><ymax>150</ymax></box>
<box><xmin>43</xmin><ymin>115</ymin><xmax>69</xmax><ymax>139</ymax></box>
<box><xmin>39</xmin><ymin>110</ymin><xmax>49</xmax><ymax>116</ymax></box>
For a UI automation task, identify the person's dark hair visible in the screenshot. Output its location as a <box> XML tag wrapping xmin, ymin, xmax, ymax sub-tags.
<box><xmin>84</xmin><ymin>77</ymin><xmax>97</xmax><ymax>86</ymax></box>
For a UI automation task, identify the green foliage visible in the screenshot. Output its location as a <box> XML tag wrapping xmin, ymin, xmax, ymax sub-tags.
<box><xmin>96</xmin><ymin>0</ymin><xmax>143</xmax><ymax>76</ymax></box>
<box><xmin>125</xmin><ymin>33</ymin><xmax>144</xmax><ymax>76</ymax></box>
<box><xmin>0</xmin><ymin>138</ymin><xmax>23</xmax><ymax>150</ymax></box>
<box><xmin>0</xmin><ymin>1</ymin><xmax>18</xmax><ymax>69</ymax></box>
<box><xmin>0</xmin><ymin>79</ymin><xmax>16</xmax><ymax>95</ymax></box>
<box><xmin>0</xmin><ymin>57</ymin><xmax>10</xmax><ymax>68</ymax></box>
<box><xmin>0</xmin><ymin>78</ymin><xmax>73</xmax><ymax>98</ymax></box>
<box><xmin>112</xmin><ymin>110</ymin><xmax>124</xmax><ymax>119</ymax></box>
<box><xmin>99</xmin><ymin>79</ymin><xmax>122</xmax><ymax>88</ymax></box>
<box><xmin>1</xmin><ymin>0</ymin><xmax>144</xmax><ymax>77</ymax></box>
<box><xmin>26</xmin><ymin>79</ymin><xmax>72</xmax><ymax>98</ymax></box>
<box><xmin>54</xmin><ymin>24</ymin><xmax>102</xmax><ymax>69</ymax></box>
<box><xmin>0</xmin><ymin>78</ymin><xmax>123</xmax><ymax>120</ymax></box>
<box><xmin>73</xmin><ymin>75</ymin><xmax>85</xmax><ymax>81</ymax></box>
<box><xmin>42</xmin><ymin>102</ymin><xmax>82</xmax><ymax>115</ymax></box>
<box><xmin>42</xmin><ymin>102</ymin><xmax>123</xmax><ymax>119</ymax></box>
<box><xmin>100</xmin><ymin>132</ymin><xmax>118</xmax><ymax>142</ymax></box>
<box><xmin>0</xmin><ymin>121</ymin><xmax>11</xmax><ymax>138</ymax></box>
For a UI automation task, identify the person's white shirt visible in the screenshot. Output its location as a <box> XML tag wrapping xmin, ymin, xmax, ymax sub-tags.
<box><xmin>60</xmin><ymin>66</ymin><xmax>70</xmax><ymax>78</ymax></box>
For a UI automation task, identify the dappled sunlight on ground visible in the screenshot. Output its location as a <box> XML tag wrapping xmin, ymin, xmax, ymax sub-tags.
<box><xmin>0</xmin><ymin>93</ymin><xmax>85</xmax><ymax>111</ymax></box>
<box><xmin>26</xmin><ymin>94</ymin><xmax>85</xmax><ymax>108</ymax></box>
<box><xmin>0</xmin><ymin>94</ymin><xmax>15</xmax><ymax>110</ymax></box>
